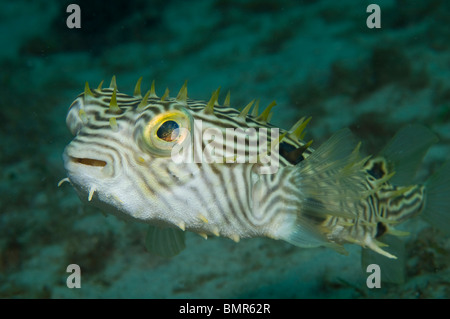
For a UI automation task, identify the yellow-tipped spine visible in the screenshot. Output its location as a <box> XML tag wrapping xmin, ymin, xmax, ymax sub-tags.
<box><xmin>97</xmin><ymin>80</ymin><xmax>104</xmax><ymax>91</ymax></box>
<box><xmin>223</xmin><ymin>91</ymin><xmax>231</xmax><ymax>107</ymax></box>
<box><xmin>238</xmin><ymin>100</ymin><xmax>255</xmax><ymax>119</ymax></box>
<box><xmin>177</xmin><ymin>221</ymin><xmax>186</xmax><ymax>231</ymax></box>
<box><xmin>109</xmin><ymin>75</ymin><xmax>117</xmax><ymax>90</ymax></box>
<box><xmin>160</xmin><ymin>87</ymin><xmax>170</xmax><ymax>101</ymax></box>
<box><xmin>78</xmin><ymin>109</ymin><xmax>88</xmax><ymax>124</ymax></box>
<box><xmin>149</xmin><ymin>80</ymin><xmax>158</xmax><ymax>98</ymax></box>
<box><xmin>109</xmin><ymin>117</ymin><xmax>119</xmax><ymax>132</ymax></box>
<box><xmin>198</xmin><ymin>214</ymin><xmax>209</xmax><ymax>224</ymax></box>
<box><xmin>84</xmin><ymin>82</ymin><xmax>94</xmax><ymax>97</ymax></box>
<box><xmin>176</xmin><ymin>80</ymin><xmax>188</xmax><ymax>105</ymax></box>
<box><xmin>251</xmin><ymin>99</ymin><xmax>260</xmax><ymax>117</ymax></box>
<box><xmin>230</xmin><ymin>234</ymin><xmax>240</xmax><ymax>243</ymax></box>
<box><xmin>256</xmin><ymin>100</ymin><xmax>276</xmax><ymax>122</ymax></box>
<box><xmin>109</xmin><ymin>87</ymin><xmax>122</xmax><ymax>113</ymax></box>
<box><xmin>133</xmin><ymin>77</ymin><xmax>143</xmax><ymax>97</ymax></box>
<box><xmin>212</xmin><ymin>227</ymin><xmax>220</xmax><ymax>237</ymax></box>
<box><xmin>137</xmin><ymin>90</ymin><xmax>151</xmax><ymax>111</ymax></box>
<box><xmin>290</xmin><ymin>117</ymin><xmax>312</xmax><ymax>141</ymax></box>
<box><xmin>204</xmin><ymin>87</ymin><xmax>221</xmax><ymax>114</ymax></box>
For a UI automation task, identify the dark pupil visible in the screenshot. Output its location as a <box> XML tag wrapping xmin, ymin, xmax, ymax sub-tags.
<box><xmin>157</xmin><ymin>120</ymin><xmax>179</xmax><ymax>142</ymax></box>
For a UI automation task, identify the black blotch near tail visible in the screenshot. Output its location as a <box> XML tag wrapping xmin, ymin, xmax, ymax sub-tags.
<box><xmin>366</xmin><ymin>159</ymin><xmax>387</xmax><ymax>179</ymax></box>
<box><xmin>280</xmin><ymin>142</ymin><xmax>305</xmax><ymax>165</ymax></box>
<box><xmin>375</xmin><ymin>222</ymin><xmax>387</xmax><ymax>238</ymax></box>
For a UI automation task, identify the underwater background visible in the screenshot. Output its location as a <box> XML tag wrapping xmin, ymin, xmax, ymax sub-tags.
<box><xmin>1</xmin><ymin>0</ymin><xmax>449</xmax><ymax>298</ymax></box>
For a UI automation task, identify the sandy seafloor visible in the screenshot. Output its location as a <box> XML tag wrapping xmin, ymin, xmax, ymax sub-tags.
<box><xmin>1</xmin><ymin>0</ymin><xmax>450</xmax><ymax>298</ymax></box>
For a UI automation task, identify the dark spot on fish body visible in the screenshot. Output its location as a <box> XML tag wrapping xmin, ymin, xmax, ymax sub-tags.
<box><xmin>366</xmin><ymin>160</ymin><xmax>386</xmax><ymax>179</ymax></box>
<box><xmin>279</xmin><ymin>142</ymin><xmax>304</xmax><ymax>165</ymax></box>
<box><xmin>375</xmin><ymin>222</ymin><xmax>387</xmax><ymax>238</ymax></box>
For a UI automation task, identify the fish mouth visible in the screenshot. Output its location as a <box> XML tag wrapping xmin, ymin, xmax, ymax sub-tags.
<box><xmin>70</xmin><ymin>157</ymin><xmax>107</xmax><ymax>167</ymax></box>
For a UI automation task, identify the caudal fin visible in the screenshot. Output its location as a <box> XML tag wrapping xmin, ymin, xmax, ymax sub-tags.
<box><xmin>379</xmin><ymin>124</ymin><xmax>438</xmax><ymax>185</ymax></box>
<box><xmin>277</xmin><ymin>124</ymin><xmax>443</xmax><ymax>259</ymax></box>
<box><xmin>379</xmin><ymin>124</ymin><xmax>450</xmax><ymax>233</ymax></box>
<box><xmin>423</xmin><ymin>161</ymin><xmax>450</xmax><ymax>234</ymax></box>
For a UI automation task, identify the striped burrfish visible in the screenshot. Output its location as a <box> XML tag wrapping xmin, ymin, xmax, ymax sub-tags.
<box><xmin>62</xmin><ymin>76</ymin><xmax>450</xmax><ymax>264</ymax></box>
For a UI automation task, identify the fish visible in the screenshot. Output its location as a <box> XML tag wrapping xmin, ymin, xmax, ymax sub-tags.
<box><xmin>61</xmin><ymin>76</ymin><xmax>450</xmax><ymax>268</ymax></box>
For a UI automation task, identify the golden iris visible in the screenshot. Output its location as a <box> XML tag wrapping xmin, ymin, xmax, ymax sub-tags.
<box><xmin>141</xmin><ymin>108</ymin><xmax>192</xmax><ymax>156</ymax></box>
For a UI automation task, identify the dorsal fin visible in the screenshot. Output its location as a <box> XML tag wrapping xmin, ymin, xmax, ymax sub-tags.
<box><xmin>379</xmin><ymin>124</ymin><xmax>438</xmax><ymax>185</ymax></box>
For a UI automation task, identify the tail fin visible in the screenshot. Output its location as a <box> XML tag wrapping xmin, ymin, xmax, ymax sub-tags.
<box><xmin>376</xmin><ymin>124</ymin><xmax>450</xmax><ymax>233</ymax></box>
<box><xmin>423</xmin><ymin>161</ymin><xmax>450</xmax><ymax>234</ymax></box>
<box><xmin>378</xmin><ymin>124</ymin><xmax>438</xmax><ymax>185</ymax></box>
<box><xmin>277</xmin><ymin>124</ymin><xmax>443</xmax><ymax>258</ymax></box>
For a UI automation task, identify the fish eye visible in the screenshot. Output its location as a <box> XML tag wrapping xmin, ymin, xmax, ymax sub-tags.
<box><xmin>140</xmin><ymin>108</ymin><xmax>192</xmax><ymax>156</ymax></box>
<box><xmin>156</xmin><ymin>120</ymin><xmax>180</xmax><ymax>142</ymax></box>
